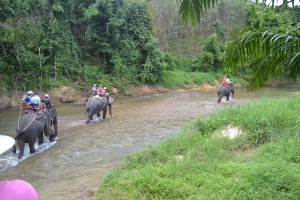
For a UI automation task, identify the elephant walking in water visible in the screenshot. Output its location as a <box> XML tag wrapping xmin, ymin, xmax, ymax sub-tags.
<box><xmin>217</xmin><ymin>85</ymin><xmax>231</xmax><ymax>103</ymax></box>
<box><xmin>12</xmin><ymin>110</ymin><xmax>52</xmax><ymax>159</ymax></box>
<box><xmin>86</xmin><ymin>96</ymin><xmax>108</xmax><ymax>124</ymax></box>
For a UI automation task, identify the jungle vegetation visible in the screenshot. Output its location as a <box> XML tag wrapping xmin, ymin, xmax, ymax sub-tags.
<box><xmin>0</xmin><ymin>0</ymin><xmax>299</xmax><ymax>95</ymax></box>
<box><xmin>178</xmin><ymin>0</ymin><xmax>300</xmax><ymax>88</ymax></box>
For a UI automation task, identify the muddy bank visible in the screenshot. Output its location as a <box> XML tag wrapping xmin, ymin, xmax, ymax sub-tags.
<box><xmin>0</xmin><ymin>84</ymin><xmax>219</xmax><ymax>110</ymax></box>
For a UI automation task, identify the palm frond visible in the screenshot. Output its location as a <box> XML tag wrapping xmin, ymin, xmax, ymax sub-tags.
<box><xmin>224</xmin><ymin>25</ymin><xmax>300</xmax><ymax>88</ymax></box>
<box><xmin>176</xmin><ymin>0</ymin><xmax>220</xmax><ymax>24</ymax></box>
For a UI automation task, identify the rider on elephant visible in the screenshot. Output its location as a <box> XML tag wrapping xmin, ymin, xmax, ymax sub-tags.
<box><xmin>98</xmin><ymin>84</ymin><xmax>105</xmax><ymax>96</ymax></box>
<box><xmin>91</xmin><ymin>84</ymin><xmax>98</xmax><ymax>96</ymax></box>
<box><xmin>42</xmin><ymin>94</ymin><xmax>52</xmax><ymax>108</ymax></box>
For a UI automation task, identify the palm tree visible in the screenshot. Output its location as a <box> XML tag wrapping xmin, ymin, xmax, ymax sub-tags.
<box><xmin>177</xmin><ymin>0</ymin><xmax>299</xmax><ymax>88</ymax></box>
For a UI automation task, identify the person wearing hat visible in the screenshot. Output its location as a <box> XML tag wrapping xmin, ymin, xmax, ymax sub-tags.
<box><xmin>22</xmin><ymin>91</ymin><xmax>33</xmax><ymax>103</ymax></box>
<box><xmin>29</xmin><ymin>91</ymin><xmax>42</xmax><ymax>112</ymax></box>
<box><xmin>30</xmin><ymin>91</ymin><xmax>41</xmax><ymax>104</ymax></box>
<box><xmin>42</xmin><ymin>94</ymin><xmax>52</xmax><ymax>108</ymax></box>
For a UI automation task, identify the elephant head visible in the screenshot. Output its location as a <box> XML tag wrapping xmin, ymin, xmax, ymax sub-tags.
<box><xmin>44</xmin><ymin>106</ymin><xmax>58</xmax><ymax>141</ymax></box>
<box><xmin>86</xmin><ymin>96</ymin><xmax>108</xmax><ymax>124</ymax></box>
<box><xmin>217</xmin><ymin>85</ymin><xmax>231</xmax><ymax>103</ymax></box>
<box><xmin>12</xmin><ymin>110</ymin><xmax>52</xmax><ymax>159</ymax></box>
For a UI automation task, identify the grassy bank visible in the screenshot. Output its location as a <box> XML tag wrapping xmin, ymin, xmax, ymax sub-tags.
<box><xmin>96</xmin><ymin>95</ymin><xmax>300</xmax><ymax>199</ymax></box>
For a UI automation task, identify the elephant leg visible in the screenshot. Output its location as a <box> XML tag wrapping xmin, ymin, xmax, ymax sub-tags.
<box><xmin>103</xmin><ymin>107</ymin><xmax>107</xmax><ymax>119</ymax></box>
<box><xmin>217</xmin><ymin>96</ymin><xmax>222</xmax><ymax>103</ymax></box>
<box><xmin>29</xmin><ymin>142</ymin><xmax>36</xmax><ymax>154</ymax></box>
<box><xmin>226</xmin><ymin>95</ymin><xmax>230</xmax><ymax>101</ymax></box>
<box><xmin>231</xmin><ymin>91</ymin><xmax>234</xmax><ymax>99</ymax></box>
<box><xmin>96</xmin><ymin>113</ymin><xmax>100</xmax><ymax>117</ymax></box>
<box><xmin>17</xmin><ymin>140</ymin><xmax>25</xmax><ymax>159</ymax></box>
<box><xmin>86</xmin><ymin>112</ymin><xmax>91</xmax><ymax>124</ymax></box>
<box><xmin>38</xmin><ymin>131</ymin><xmax>44</xmax><ymax>145</ymax></box>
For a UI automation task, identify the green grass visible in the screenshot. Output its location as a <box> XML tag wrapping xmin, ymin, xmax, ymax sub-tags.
<box><xmin>96</xmin><ymin>95</ymin><xmax>300</xmax><ymax>199</ymax></box>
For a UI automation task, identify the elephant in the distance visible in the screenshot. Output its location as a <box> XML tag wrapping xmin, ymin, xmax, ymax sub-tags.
<box><xmin>217</xmin><ymin>85</ymin><xmax>231</xmax><ymax>103</ymax></box>
<box><xmin>12</xmin><ymin>110</ymin><xmax>52</xmax><ymax>159</ymax></box>
<box><xmin>86</xmin><ymin>96</ymin><xmax>108</xmax><ymax>124</ymax></box>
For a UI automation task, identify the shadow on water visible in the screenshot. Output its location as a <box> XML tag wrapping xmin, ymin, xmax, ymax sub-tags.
<box><xmin>0</xmin><ymin>84</ymin><xmax>299</xmax><ymax>199</ymax></box>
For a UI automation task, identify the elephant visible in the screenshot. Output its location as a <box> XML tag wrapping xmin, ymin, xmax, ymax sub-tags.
<box><xmin>12</xmin><ymin>110</ymin><xmax>52</xmax><ymax>159</ymax></box>
<box><xmin>217</xmin><ymin>85</ymin><xmax>231</xmax><ymax>103</ymax></box>
<box><xmin>86</xmin><ymin>95</ymin><xmax>108</xmax><ymax>124</ymax></box>
<box><xmin>44</xmin><ymin>106</ymin><xmax>58</xmax><ymax>141</ymax></box>
<box><xmin>97</xmin><ymin>94</ymin><xmax>113</xmax><ymax>118</ymax></box>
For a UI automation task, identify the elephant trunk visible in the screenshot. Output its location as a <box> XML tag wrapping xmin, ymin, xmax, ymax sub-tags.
<box><xmin>43</xmin><ymin>115</ymin><xmax>51</xmax><ymax>137</ymax></box>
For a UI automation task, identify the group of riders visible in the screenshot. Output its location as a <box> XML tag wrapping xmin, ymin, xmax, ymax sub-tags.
<box><xmin>20</xmin><ymin>91</ymin><xmax>52</xmax><ymax>114</ymax></box>
<box><xmin>19</xmin><ymin>83</ymin><xmax>110</xmax><ymax>114</ymax></box>
<box><xmin>221</xmin><ymin>77</ymin><xmax>233</xmax><ymax>88</ymax></box>
<box><xmin>91</xmin><ymin>84</ymin><xmax>106</xmax><ymax>96</ymax></box>
<box><xmin>91</xmin><ymin>84</ymin><xmax>111</xmax><ymax>103</ymax></box>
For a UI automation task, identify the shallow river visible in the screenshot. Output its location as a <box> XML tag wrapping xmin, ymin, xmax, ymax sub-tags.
<box><xmin>0</xmin><ymin>84</ymin><xmax>299</xmax><ymax>199</ymax></box>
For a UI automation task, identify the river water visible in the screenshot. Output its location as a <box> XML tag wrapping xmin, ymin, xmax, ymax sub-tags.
<box><xmin>0</xmin><ymin>84</ymin><xmax>299</xmax><ymax>199</ymax></box>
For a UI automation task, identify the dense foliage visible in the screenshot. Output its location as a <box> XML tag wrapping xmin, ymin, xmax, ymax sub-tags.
<box><xmin>1</xmin><ymin>0</ymin><xmax>299</xmax><ymax>95</ymax></box>
<box><xmin>177</xmin><ymin>0</ymin><xmax>300</xmax><ymax>88</ymax></box>
<box><xmin>0</xmin><ymin>0</ymin><xmax>163</xmax><ymax>94</ymax></box>
<box><xmin>225</xmin><ymin>5</ymin><xmax>300</xmax><ymax>88</ymax></box>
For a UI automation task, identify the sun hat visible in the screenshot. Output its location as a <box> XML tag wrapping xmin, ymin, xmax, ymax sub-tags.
<box><xmin>27</xmin><ymin>91</ymin><xmax>33</xmax><ymax>95</ymax></box>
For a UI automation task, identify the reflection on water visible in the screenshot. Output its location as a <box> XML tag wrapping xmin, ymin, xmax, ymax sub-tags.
<box><xmin>0</xmin><ymin>84</ymin><xmax>299</xmax><ymax>199</ymax></box>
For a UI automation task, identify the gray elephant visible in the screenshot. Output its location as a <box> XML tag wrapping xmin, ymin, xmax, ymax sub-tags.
<box><xmin>86</xmin><ymin>96</ymin><xmax>108</xmax><ymax>124</ymax></box>
<box><xmin>44</xmin><ymin>106</ymin><xmax>58</xmax><ymax>141</ymax></box>
<box><xmin>12</xmin><ymin>110</ymin><xmax>52</xmax><ymax>159</ymax></box>
<box><xmin>217</xmin><ymin>85</ymin><xmax>231</xmax><ymax>103</ymax></box>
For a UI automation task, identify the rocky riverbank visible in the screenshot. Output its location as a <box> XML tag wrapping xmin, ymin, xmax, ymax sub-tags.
<box><xmin>0</xmin><ymin>83</ymin><xmax>218</xmax><ymax>110</ymax></box>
